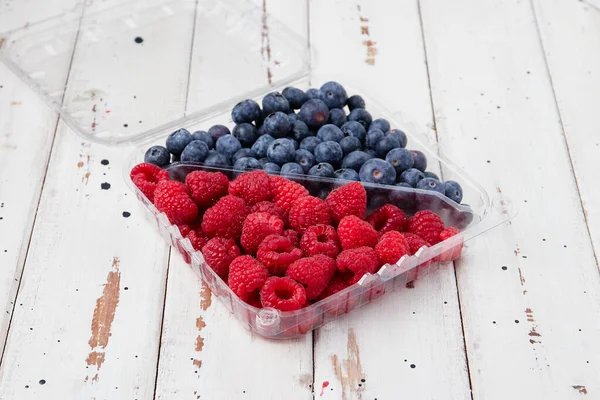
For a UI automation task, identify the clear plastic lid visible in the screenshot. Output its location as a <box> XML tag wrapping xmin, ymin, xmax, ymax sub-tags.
<box><xmin>0</xmin><ymin>0</ymin><xmax>309</xmax><ymax>144</ymax></box>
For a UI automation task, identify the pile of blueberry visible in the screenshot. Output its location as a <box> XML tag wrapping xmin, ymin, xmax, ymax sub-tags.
<box><xmin>144</xmin><ymin>81</ymin><xmax>463</xmax><ymax>204</ymax></box>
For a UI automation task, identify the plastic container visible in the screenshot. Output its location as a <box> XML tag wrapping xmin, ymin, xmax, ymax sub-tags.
<box><xmin>1</xmin><ymin>0</ymin><xmax>516</xmax><ymax>338</ymax></box>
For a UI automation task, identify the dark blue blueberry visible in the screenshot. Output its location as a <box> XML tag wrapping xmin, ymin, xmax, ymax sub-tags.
<box><xmin>262</xmin><ymin>92</ymin><xmax>290</xmax><ymax>115</ymax></box>
<box><xmin>308</xmin><ymin>162</ymin><xmax>335</xmax><ymax>178</ymax></box>
<box><xmin>300</xmin><ymin>136</ymin><xmax>322</xmax><ymax>153</ymax></box>
<box><xmin>258</xmin><ymin>157</ymin><xmax>270</xmax><ymax>167</ymax></box>
<box><xmin>396</xmin><ymin>182</ymin><xmax>412</xmax><ymax>188</ymax></box>
<box><xmin>281</xmin><ymin>162</ymin><xmax>304</xmax><ymax>176</ymax></box>
<box><xmin>364</xmin><ymin>149</ymin><xmax>377</xmax><ymax>157</ymax></box>
<box><xmin>166</xmin><ymin>128</ymin><xmax>192</xmax><ymax>156</ymax></box>
<box><xmin>180</xmin><ymin>140</ymin><xmax>209</xmax><ymax>163</ymax></box>
<box><xmin>251</xmin><ymin>134</ymin><xmax>275</xmax><ymax>158</ymax></box>
<box><xmin>263</xmin><ymin>111</ymin><xmax>292</xmax><ymax>138</ymax></box>
<box><xmin>208</xmin><ymin>125</ymin><xmax>231</xmax><ymax>142</ymax></box>
<box><xmin>417</xmin><ymin>177</ymin><xmax>445</xmax><ymax>195</ymax></box>
<box><xmin>294</xmin><ymin>149</ymin><xmax>316</xmax><ymax>173</ymax></box>
<box><xmin>232</xmin><ymin>123</ymin><xmax>258</xmax><ymax>146</ymax></box>
<box><xmin>385</xmin><ymin>148</ymin><xmax>414</xmax><ymax>175</ymax></box>
<box><xmin>233</xmin><ymin>157</ymin><xmax>261</xmax><ymax>172</ymax></box>
<box><xmin>232</xmin><ymin>148</ymin><xmax>257</xmax><ymax>164</ymax></box>
<box><xmin>444</xmin><ymin>180</ymin><xmax>463</xmax><ymax>203</ymax></box>
<box><xmin>292</xmin><ymin>120</ymin><xmax>310</xmax><ymax>141</ymax></box>
<box><xmin>232</xmin><ymin>99</ymin><xmax>261</xmax><ymax>124</ymax></box>
<box><xmin>267</xmin><ymin>138</ymin><xmax>296</xmax><ymax>165</ymax></box>
<box><xmin>339</xmin><ymin>136</ymin><xmax>361</xmax><ymax>155</ymax></box>
<box><xmin>317</xmin><ymin>124</ymin><xmax>344</xmax><ymax>142</ymax></box>
<box><xmin>375</xmin><ymin>135</ymin><xmax>400</xmax><ymax>157</ymax></box>
<box><xmin>348</xmin><ymin>108</ymin><xmax>373</xmax><ymax>130</ymax></box>
<box><xmin>424</xmin><ymin>171</ymin><xmax>439</xmax><ymax>180</ymax></box>
<box><xmin>341</xmin><ymin>150</ymin><xmax>373</xmax><ymax>172</ymax></box>
<box><xmin>334</xmin><ymin>168</ymin><xmax>360</xmax><ymax>181</ymax></box>
<box><xmin>328</xmin><ymin>108</ymin><xmax>347</xmax><ymax>127</ymax></box>
<box><xmin>341</xmin><ymin>121</ymin><xmax>367</xmax><ymax>142</ymax></box>
<box><xmin>288</xmin><ymin>113</ymin><xmax>298</xmax><ymax>123</ymax></box>
<box><xmin>282</xmin><ymin>87</ymin><xmax>308</xmax><ymax>109</ymax></box>
<box><xmin>399</xmin><ymin>168</ymin><xmax>425</xmax><ymax>187</ymax></box>
<box><xmin>257</xmin><ymin>124</ymin><xmax>267</xmax><ymax>136</ymax></box>
<box><xmin>144</xmin><ymin>145</ymin><xmax>170</xmax><ymax>167</ymax></box>
<box><xmin>388</xmin><ymin>129</ymin><xmax>407</xmax><ymax>148</ymax></box>
<box><xmin>365</xmin><ymin>128</ymin><xmax>385</xmax><ymax>150</ymax></box>
<box><xmin>305</xmin><ymin>88</ymin><xmax>322</xmax><ymax>100</ymax></box>
<box><xmin>346</xmin><ymin>95</ymin><xmax>365</xmax><ymax>110</ymax></box>
<box><xmin>314</xmin><ymin>141</ymin><xmax>343</xmax><ymax>166</ymax></box>
<box><xmin>204</xmin><ymin>151</ymin><xmax>231</xmax><ymax>168</ymax></box>
<box><xmin>298</xmin><ymin>99</ymin><xmax>330</xmax><ymax>130</ymax></box>
<box><xmin>286</xmin><ymin>138</ymin><xmax>299</xmax><ymax>150</ymax></box>
<box><xmin>409</xmin><ymin>150</ymin><xmax>427</xmax><ymax>172</ymax></box>
<box><xmin>359</xmin><ymin>158</ymin><xmax>396</xmax><ymax>185</ymax></box>
<box><xmin>368</xmin><ymin>188</ymin><xmax>389</xmax><ymax>209</ymax></box>
<box><xmin>263</xmin><ymin>162</ymin><xmax>281</xmax><ymax>173</ymax></box>
<box><xmin>191</xmin><ymin>130</ymin><xmax>214</xmax><ymax>149</ymax></box>
<box><xmin>370</xmin><ymin>118</ymin><xmax>390</xmax><ymax>133</ymax></box>
<box><xmin>215</xmin><ymin>135</ymin><xmax>242</xmax><ymax>160</ymax></box>
<box><xmin>319</xmin><ymin>81</ymin><xmax>348</xmax><ymax>109</ymax></box>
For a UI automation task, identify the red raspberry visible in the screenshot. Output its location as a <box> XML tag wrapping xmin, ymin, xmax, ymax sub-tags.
<box><xmin>438</xmin><ymin>227</ymin><xmax>463</xmax><ymax>262</ymax></box>
<box><xmin>257</xmin><ymin>234</ymin><xmax>302</xmax><ymax>276</ymax></box>
<box><xmin>325</xmin><ymin>182</ymin><xmax>367</xmax><ymax>222</ymax></box>
<box><xmin>240</xmin><ymin>212</ymin><xmax>284</xmax><ymax>254</ymax></box>
<box><xmin>407</xmin><ymin>210</ymin><xmax>445</xmax><ymax>245</ymax></box>
<box><xmin>185</xmin><ymin>170</ymin><xmax>229</xmax><ymax>207</ymax></box>
<box><xmin>201</xmin><ymin>238</ymin><xmax>241</xmax><ymax>280</ymax></box>
<box><xmin>300</xmin><ymin>224</ymin><xmax>340</xmax><ymax>258</ymax></box>
<box><xmin>337</xmin><ymin>215</ymin><xmax>379</xmax><ymax>250</ymax></box>
<box><xmin>284</xmin><ymin>229</ymin><xmax>299</xmax><ymax>247</ymax></box>
<box><xmin>177</xmin><ymin>224</ymin><xmax>192</xmax><ymax>237</ymax></box>
<box><xmin>228</xmin><ymin>255</ymin><xmax>268</xmax><ymax>304</ymax></box>
<box><xmin>366</xmin><ymin>204</ymin><xmax>406</xmax><ymax>234</ymax></box>
<box><xmin>316</xmin><ymin>273</ymin><xmax>350</xmax><ymax>300</ymax></box>
<box><xmin>400</xmin><ymin>232</ymin><xmax>431</xmax><ymax>255</ymax></box>
<box><xmin>336</xmin><ymin>247</ymin><xmax>379</xmax><ymax>284</ymax></box>
<box><xmin>286</xmin><ymin>255</ymin><xmax>336</xmax><ymax>300</ymax></box>
<box><xmin>154</xmin><ymin>180</ymin><xmax>198</xmax><ymax>225</ymax></box>
<box><xmin>269</xmin><ymin>175</ymin><xmax>308</xmax><ymax>212</ymax></box>
<box><xmin>187</xmin><ymin>229</ymin><xmax>208</xmax><ymax>251</ymax></box>
<box><xmin>260</xmin><ymin>276</ymin><xmax>307</xmax><ymax>311</ymax></box>
<box><xmin>250</xmin><ymin>201</ymin><xmax>286</xmax><ymax>221</ymax></box>
<box><xmin>375</xmin><ymin>231</ymin><xmax>410</xmax><ymax>266</ymax></box>
<box><xmin>288</xmin><ymin>196</ymin><xmax>331</xmax><ymax>234</ymax></box>
<box><xmin>229</xmin><ymin>170</ymin><xmax>271</xmax><ymax>206</ymax></box>
<box><xmin>130</xmin><ymin>162</ymin><xmax>169</xmax><ymax>202</ymax></box>
<box><xmin>201</xmin><ymin>195</ymin><xmax>248</xmax><ymax>239</ymax></box>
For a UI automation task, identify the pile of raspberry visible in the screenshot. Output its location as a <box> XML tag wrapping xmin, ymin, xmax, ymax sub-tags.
<box><xmin>131</xmin><ymin>163</ymin><xmax>463</xmax><ymax>312</ymax></box>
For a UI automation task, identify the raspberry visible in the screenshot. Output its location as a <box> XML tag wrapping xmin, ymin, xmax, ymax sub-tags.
<box><xmin>187</xmin><ymin>229</ymin><xmax>208</xmax><ymax>251</ymax></box>
<box><xmin>201</xmin><ymin>238</ymin><xmax>241</xmax><ymax>280</ymax></box>
<box><xmin>337</xmin><ymin>215</ymin><xmax>379</xmax><ymax>250</ymax></box>
<box><xmin>185</xmin><ymin>170</ymin><xmax>229</xmax><ymax>207</ymax></box>
<box><xmin>240</xmin><ymin>212</ymin><xmax>284</xmax><ymax>254</ymax></box>
<box><xmin>325</xmin><ymin>181</ymin><xmax>367</xmax><ymax>222</ymax></box>
<box><xmin>269</xmin><ymin>175</ymin><xmax>308</xmax><ymax>212</ymax></box>
<box><xmin>286</xmin><ymin>255</ymin><xmax>336</xmax><ymax>300</ymax></box>
<box><xmin>375</xmin><ymin>231</ymin><xmax>410</xmax><ymax>266</ymax></box>
<box><xmin>154</xmin><ymin>180</ymin><xmax>198</xmax><ymax>225</ymax></box>
<box><xmin>300</xmin><ymin>224</ymin><xmax>340</xmax><ymax>258</ymax></box>
<box><xmin>257</xmin><ymin>234</ymin><xmax>302</xmax><ymax>276</ymax></box>
<box><xmin>250</xmin><ymin>201</ymin><xmax>286</xmax><ymax>221</ymax></box>
<box><xmin>130</xmin><ymin>162</ymin><xmax>169</xmax><ymax>202</ymax></box>
<box><xmin>284</xmin><ymin>229</ymin><xmax>299</xmax><ymax>247</ymax></box>
<box><xmin>366</xmin><ymin>204</ymin><xmax>406</xmax><ymax>234</ymax></box>
<box><xmin>229</xmin><ymin>170</ymin><xmax>271</xmax><ymax>206</ymax></box>
<box><xmin>438</xmin><ymin>227</ymin><xmax>463</xmax><ymax>262</ymax></box>
<box><xmin>177</xmin><ymin>224</ymin><xmax>192</xmax><ymax>237</ymax></box>
<box><xmin>228</xmin><ymin>255</ymin><xmax>268</xmax><ymax>304</ymax></box>
<box><xmin>407</xmin><ymin>210</ymin><xmax>445</xmax><ymax>245</ymax></box>
<box><xmin>288</xmin><ymin>196</ymin><xmax>331</xmax><ymax>234</ymax></box>
<box><xmin>260</xmin><ymin>276</ymin><xmax>307</xmax><ymax>311</ymax></box>
<box><xmin>201</xmin><ymin>195</ymin><xmax>248</xmax><ymax>239</ymax></box>
<box><xmin>316</xmin><ymin>273</ymin><xmax>350</xmax><ymax>300</ymax></box>
<box><xmin>336</xmin><ymin>247</ymin><xmax>379</xmax><ymax>284</ymax></box>
<box><xmin>400</xmin><ymin>232</ymin><xmax>431</xmax><ymax>255</ymax></box>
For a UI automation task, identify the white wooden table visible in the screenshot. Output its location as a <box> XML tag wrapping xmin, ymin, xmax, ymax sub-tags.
<box><xmin>1</xmin><ymin>0</ymin><xmax>600</xmax><ymax>399</ymax></box>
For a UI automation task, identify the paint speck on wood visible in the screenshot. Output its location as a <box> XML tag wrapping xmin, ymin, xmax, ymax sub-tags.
<box><xmin>330</xmin><ymin>329</ymin><xmax>365</xmax><ymax>399</ymax></box>
<box><xmin>572</xmin><ymin>385</ymin><xmax>588</xmax><ymax>395</ymax></box>
<box><xmin>358</xmin><ymin>5</ymin><xmax>377</xmax><ymax>65</ymax></box>
<box><xmin>261</xmin><ymin>0</ymin><xmax>273</xmax><ymax>84</ymax></box>
<box><xmin>200</xmin><ymin>285</ymin><xmax>212</xmax><ymax>311</ymax></box>
<box><xmin>518</xmin><ymin>268</ymin><xmax>526</xmax><ymax>286</ymax></box>
<box><xmin>10</xmin><ymin>101</ymin><xmax>22</xmax><ymax>106</ymax></box>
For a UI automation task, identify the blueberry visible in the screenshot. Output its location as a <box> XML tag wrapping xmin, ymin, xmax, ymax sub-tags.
<box><xmin>375</xmin><ymin>135</ymin><xmax>400</xmax><ymax>157</ymax></box>
<box><xmin>320</xmin><ymin>81</ymin><xmax>348</xmax><ymax>109</ymax></box>
<box><xmin>281</xmin><ymin>162</ymin><xmax>304</xmax><ymax>176</ymax></box>
<box><xmin>409</xmin><ymin>150</ymin><xmax>427</xmax><ymax>171</ymax></box>
<box><xmin>166</xmin><ymin>128</ymin><xmax>192</xmax><ymax>156</ymax></box>
<box><xmin>385</xmin><ymin>148</ymin><xmax>414</xmax><ymax>175</ymax></box>
<box><xmin>286</xmin><ymin>138</ymin><xmax>299</xmax><ymax>150</ymax></box>
<box><xmin>341</xmin><ymin>150</ymin><xmax>373</xmax><ymax>171</ymax></box>
<box><xmin>232</xmin><ymin>148</ymin><xmax>257</xmax><ymax>164</ymax></box>
<box><xmin>399</xmin><ymin>168</ymin><xmax>425</xmax><ymax>187</ymax></box>
<box><xmin>298</xmin><ymin>99</ymin><xmax>330</xmax><ymax>129</ymax></box>
<box><xmin>288</xmin><ymin>113</ymin><xmax>298</xmax><ymax>123</ymax></box>
<box><xmin>216</xmin><ymin>135</ymin><xmax>242</xmax><ymax>160</ymax></box>
<box><xmin>267</xmin><ymin>138</ymin><xmax>296</xmax><ymax>165</ymax></box>
<box><xmin>346</xmin><ymin>94</ymin><xmax>365</xmax><ymax>111</ymax></box>
<box><xmin>263</xmin><ymin>162</ymin><xmax>281</xmax><ymax>173</ymax></box>
<box><xmin>308</xmin><ymin>162</ymin><xmax>335</xmax><ymax>178</ymax></box>
<box><xmin>294</xmin><ymin>149</ymin><xmax>316</xmax><ymax>173</ymax></box>
<box><xmin>370</xmin><ymin>118</ymin><xmax>390</xmax><ymax>133</ymax></box>
<box><xmin>364</xmin><ymin>149</ymin><xmax>377</xmax><ymax>157</ymax></box>
<box><xmin>251</xmin><ymin>134</ymin><xmax>275</xmax><ymax>158</ymax></box>
<box><xmin>258</xmin><ymin>157</ymin><xmax>270</xmax><ymax>167</ymax></box>
<box><xmin>424</xmin><ymin>171</ymin><xmax>439</xmax><ymax>180</ymax></box>
<box><xmin>300</xmin><ymin>136</ymin><xmax>322</xmax><ymax>153</ymax></box>
<box><xmin>262</xmin><ymin>92</ymin><xmax>290</xmax><ymax>115</ymax></box>
<box><xmin>232</xmin><ymin>123</ymin><xmax>258</xmax><ymax>146</ymax></box>
<box><xmin>317</xmin><ymin>124</ymin><xmax>344</xmax><ymax>142</ymax></box>
<box><xmin>263</xmin><ymin>111</ymin><xmax>292</xmax><ymax>138</ymax></box>
<box><xmin>208</xmin><ymin>125</ymin><xmax>230</xmax><ymax>142</ymax></box>
<box><xmin>334</xmin><ymin>168</ymin><xmax>360</xmax><ymax>181</ymax></box>
<box><xmin>341</xmin><ymin>121</ymin><xmax>367</xmax><ymax>142</ymax></box>
<box><xmin>257</xmin><ymin>124</ymin><xmax>267</xmax><ymax>136</ymax></box>
<box><xmin>292</xmin><ymin>120</ymin><xmax>310</xmax><ymax>141</ymax></box>
<box><xmin>339</xmin><ymin>136</ymin><xmax>361</xmax><ymax>155</ymax></box>
<box><xmin>348</xmin><ymin>108</ymin><xmax>373</xmax><ymax>130</ymax></box>
<box><xmin>388</xmin><ymin>129</ymin><xmax>407</xmax><ymax>148</ymax></box>
<box><xmin>191</xmin><ymin>130</ymin><xmax>214</xmax><ymax>149</ymax></box>
<box><xmin>306</xmin><ymin>88</ymin><xmax>322</xmax><ymax>100</ymax></box>
<box><xmin>365</xmin><ymin>128</ymin><xmax>385</xmax><ymax>150</ymax></box>
<box><xmin>144</xmin><ymin>145</ymin><xmax>170</xmax><ymax>167</ymax></box>
<box><xmin>232</xmin><ymin>99</ymin><xmax>261</xmax><ymax>124</ymax></box>
<box><xmin>204</xmin><ymin>151</ymin><xmax>231</xmax><ymax>168</ymax></box>
<box><xmin>314</xmin><ymin>141</ymin><xmax>343</xmax><ymax>166</ymax></box>
<box><xmin>396</xmin><ymin>182</ymin><xmax>412</xmax><ymax>188</ymax></box>
<box><xmin>328</xmin><ymin>108</ymin><xmax>347</xmax><ymax>127</ymax></box>
<box><xmin>180</xmin><ymin>140</ymin><xmax>209</xmax><ymax>163</ymax></box>
<box><xmin>444</xmin><ymin>180</ymin><xmax>463</xmax><ymax>203</ymax></box>
<box><xmin>359</xmin><ymin>159</ymin><xmax>396</xmax><ymax>185</ymax></box>
<box><xmin>416</xmin><ymin>177</ymin><xmax>445</xmax><ymax>195</ymax></box>
<box><xmin>233</xmin><ymin>156</ymin><xmax>261</xmax><ymax>172</ymax></box>
<box><xmin>282</xmin><ymin>87</ymin><xmax>308</xmax><ymax>109</ymax></box>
